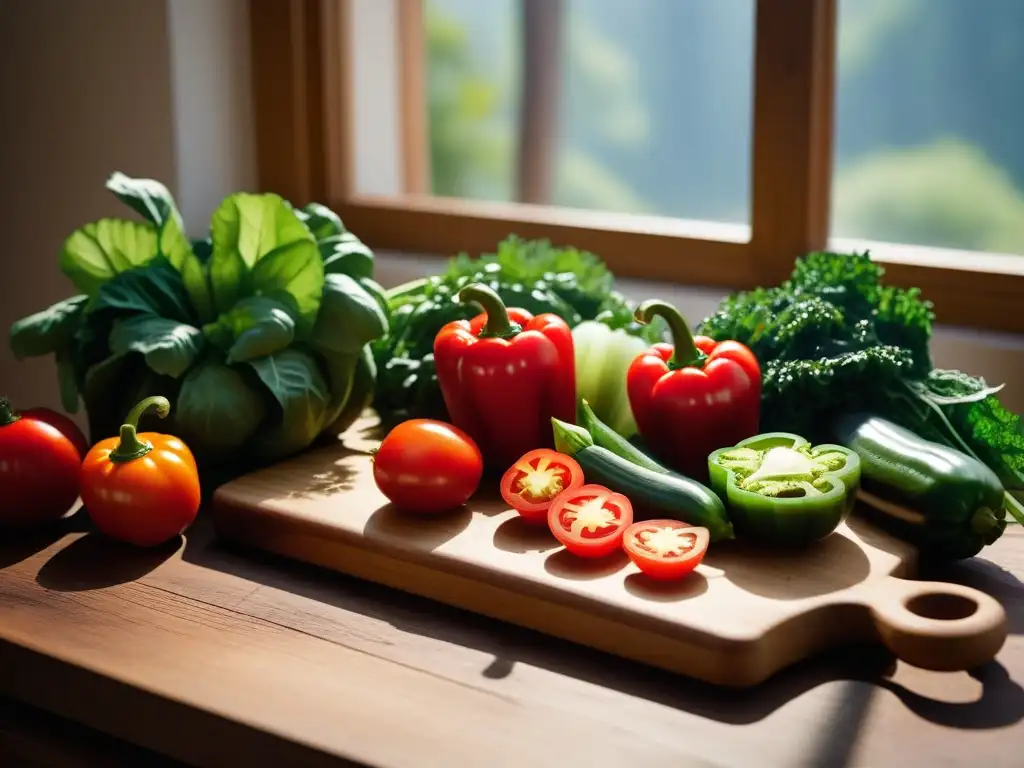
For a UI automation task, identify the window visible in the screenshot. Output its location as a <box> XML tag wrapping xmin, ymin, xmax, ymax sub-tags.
<box><xmin>249</xmin><ymin>0</ymin><xmax>1024</xmax><ymax>334</ymax></box>
<box><xmin>832</xmin><ymin>0</ymin><xmax>1024</xmax><ymax>257</ymax></box>
<box><xmin>423</xmin><ymin>0</ymin><xmax>755</xmax><ymax>227</ymax></box>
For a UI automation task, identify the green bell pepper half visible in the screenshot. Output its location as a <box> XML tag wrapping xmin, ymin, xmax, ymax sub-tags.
<box><xmin>707</xmin><ymin>432</ymin><xmax>861</xmax><ymax>546</ymax></box>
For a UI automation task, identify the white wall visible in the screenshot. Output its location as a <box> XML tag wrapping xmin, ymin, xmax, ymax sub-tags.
<box><xmin>0</xmin><ymin>0</ymin><xmax>257</xmax><ymax>424</ymax></box>
<box><xmin>0</xmin><ymin>0</ymin><xmax>179</xmax><ymax>421</ymax></box>
<box><xmin>167</xmin><ymin>0</ymin><xmax>257</xmax><ymax>236</ymax></box>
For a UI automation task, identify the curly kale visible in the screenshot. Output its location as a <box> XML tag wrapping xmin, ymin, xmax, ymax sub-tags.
<box><xmin>760</xmin><ymin>346</ymin><xmax>916</xmax><ymax>439</ymax></box>
<box><xmin>698</xmin><ymin>250</ymin><xmax>1022</xmax><ymax>524</ymax></box>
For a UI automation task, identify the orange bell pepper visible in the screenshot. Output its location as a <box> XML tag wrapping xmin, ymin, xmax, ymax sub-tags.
<box><xmin>81</xmin><ymin>396</ymin><xmax>201</xmax><ymax>547</ymax></box>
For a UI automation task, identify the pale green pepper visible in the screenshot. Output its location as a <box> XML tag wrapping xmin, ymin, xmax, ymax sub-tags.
<box><xmin>572</xmin><ymin>320</ymin><xmax>647</xmax><ymax>438</ymax></box>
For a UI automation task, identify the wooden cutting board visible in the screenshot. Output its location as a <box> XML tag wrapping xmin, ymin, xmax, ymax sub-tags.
<box><xmin>211</xmin><ymin>416</ymin><xmax>1008</xmax><ymax>688</ymax></box>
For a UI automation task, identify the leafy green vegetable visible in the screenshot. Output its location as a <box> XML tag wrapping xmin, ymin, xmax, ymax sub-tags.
<box><xmin>176</xmin><ymin>362</ymin><xmax>267</xmax><ymax>457</ymax></box>
<box><xmin>9</xmin><ymin>295</ymin><xmax>88</xmax><ymax>359</ymax></box>
<box><xmin>699</xmin><ymin>250</ymin><xmax>1024</xmax><ymax>525</ymax></box>
<box><xmin>895</xmin><ymin>370</ymin><xmax>1024</xmax><ymax>507</ymax></box>
<box><xmin>55</xmin><ymin>350</ymin><xmax>78</xmax><ymax>413</ymax></box>
<box><xmin>329</xmin><ymin>345</ymin><xmax>377</xmax><ymax>436</ymax></box>
<box><xmin>81</xmin><ymin>351</ymin><xmax>179</xmax><ymax>442</ymax></box>
<box><xmin>182</xmin><ymin>255</ymin><xmax>216</xmax><ymax>325</ymax></box>
<box><xmin>9</xmin><ymin>172</ymin><xmax>381</xmax><ymax>476</ymax></box>
<box><xmin>321</xmin><ymin>234</ymin><xmax>375</xmax><ymax>279</ymax></box>
<box><xmin>249</xmin><ymin>239</ymin><xmax>324</xmax><ymax>333</ymax></box>
<box><xmin>60</xmin><ymin>219</ymin><xmax>159</xmax><ymax>295</ymax></box>
<box><xmin>248</xmin><ymin>348</ymin><xmax>331</xmax><ymax>458</ymax></box>
<box><xmin>109</xmin><ymin>315</ymin><xmax>203</xmax><ymax>378</ymax></box>
<box><xmin>319</xmin><ymin>349</ymin><xmax>360</xmax><ymax>427</ymax></box>
<box><xmin>88</xmin><ymin>257</ymin><xmax>197</xmax><ymax>325</ymax></box>
<box><xmin>311</xmin><ymin>274</ymin><xmax>388</xmax><ymax>354</ymax></box>
<box><xmin>105</xmin><ymin>172</ymin><xmax>216</xmax><ymax>322</ymax></box>
<box><xmin>296</xmin><ymin>202</ymin><xmax>344</xmax><ymax>241</ymax></box>
<box><xmin>205</xmin><ymin>295</ymin><xmax>298</xmax><ymax>363</ymax></box>
<box><xmin>211</xmin><ymin>192</ymin><xmax>313</xmax><ymax>268</ymax></box>
<box><xmin>209</xmin><ymin>193</ymin><xmax>317</xmax><ymax>315</ymax></box>
<box><xmin>106</xmin><ymin>171</ymin><xmax>193</xmax><ymax>270</ymax></box>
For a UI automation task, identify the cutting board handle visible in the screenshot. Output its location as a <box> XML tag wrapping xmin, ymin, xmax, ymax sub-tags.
<box><xmin>865</xmin><ymin>577</ymin><xmax>1008</xmax><ymax>671</ymax></box>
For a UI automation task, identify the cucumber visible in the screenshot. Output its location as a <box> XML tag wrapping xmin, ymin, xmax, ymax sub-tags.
<box><xmin>577</xmin><ymin>446</ymin><xmax>734</xmax><ymax>541</ymax></box>
<box><xmin>579</xmin><ymin>398</ymin><xmax>666</xmax><ymax>473</ymax></box>
<box><xmin>833</xmin><ymin>412</ymin><xmax>1007</xmax><ymax>560</ymax></box>
<box><xmin>552</xmin><ymin>418</ymin><xmax>733</xmax><ymax>541</ymax></box>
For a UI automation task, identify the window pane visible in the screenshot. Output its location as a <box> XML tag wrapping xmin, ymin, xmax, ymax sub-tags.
<box><xmin>832</xmin><ymin>0</ymin><xmax>1024</xmax><ymax>255</ymax></box>
<box><xmin>425</xmin><ymin>0</ymin><xmax>754</xmax><ymax>224</ymax></box>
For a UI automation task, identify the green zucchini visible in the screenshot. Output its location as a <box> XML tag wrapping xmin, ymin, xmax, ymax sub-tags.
<box><xmin>833</xmin><ymin>412</ymin><xmax>1007</xmax><ymax>560</ymax></box>
<box><xmin>579</xmin><ymin>398</ymin><xmax>666</xmax><ymax>473</ymax></box>
<box><xmin>552</xmin><ymin>418</ymin><xmax>734</xmax><ymax>541</ymax></box>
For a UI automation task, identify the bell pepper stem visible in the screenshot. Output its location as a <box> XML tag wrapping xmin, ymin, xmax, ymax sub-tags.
<box><xmin>0</xmin><ymin>397</ymin><xmax>20</xmax><ymax>426</ymax></box>
<box><xmin>458</xmin><ymin>283</ymin><xmax>521</xmax><ymax>339</ymax></box>
<box><xmin>109</xmin><ymin>396</ymin><xmax>171</xmax><ymax>464</ymax></box>
<box><xmin>634</xmin><ymin>300</ymin><xmax>705</xmax><ymax>368</ymax></box>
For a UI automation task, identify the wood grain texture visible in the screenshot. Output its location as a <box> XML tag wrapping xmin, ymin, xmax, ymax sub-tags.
<box><xmin>396</xmin><ymin>0</ymin><xmax>430</xmax><ymax>195</ymax></box>
<box><xmin>249</xmin><ymin>0</ymin><xmax>326</xmax><ymax>205</ymax></box>
<box><xmin>750</xmin><ymin>0</ymin><xmax>836</xmax><ymax>286</ymax></box>
<box><xmin>210</xmin><ymin>417</ymin><xmax>1006</xmax><ymax>687</ymax></box>
<box><xmin>1</xmin><ymin>507</ymin><xmax>1023</xmax><ymax>767</ymax></box>
<box><xmin>320</xmin><ymin>0</ymin><xmax>354</xmax><ymax>201</ymax></box>
<box><xmin>334</xmin><ymin>193</ymin><xmax>756</xmax><ymax>286</ymax></box>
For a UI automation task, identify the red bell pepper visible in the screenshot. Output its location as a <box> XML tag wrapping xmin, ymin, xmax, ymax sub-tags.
<box><xmin>434</xmin><ymin>284</ymin><xmax>576</xmax><ymax>468</ymax></box>
<box><xmin>627</xmin><ymin>300</ymin><xmax>761</xmax><ymax>480</ymax></box>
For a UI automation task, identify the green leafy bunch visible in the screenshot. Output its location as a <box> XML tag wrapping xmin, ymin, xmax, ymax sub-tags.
<box><xmin>698</xmin><ymin>250</ymin><xmax>1023</xmax><ymax>521</ymax></box>
<box><xmin>10</xmin><ymin>173</ymin><xmax>388</xmax><ymax>471</ymax></box>
<box><xmin>372</xmin><ymin>234</ymin><xmax>663</xmax><ymax>426</ymax></box>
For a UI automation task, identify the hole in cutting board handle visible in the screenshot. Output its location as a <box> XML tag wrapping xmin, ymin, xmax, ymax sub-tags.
<box><xmin>868</xmin><ymin>577</ymin><xmax>1007</xmax><ymax>672</ymax></box>
<box><xmin>905</xmin><ymin>592</ymin><xmax>978</xmax><ymax>621</ymax></box>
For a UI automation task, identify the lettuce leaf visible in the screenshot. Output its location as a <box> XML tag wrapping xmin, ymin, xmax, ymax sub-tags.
<box><xmin>9</xmin><ymin>295</ymin><xmax>88</xmax><ymax>359</ymax></box>
<box><xmin>209</xmin><ymin>193</ymin><xmax>322</xmax><ymax>324</ymax></box>
<box><xmin>109</xmin><ymin>315</ymin><xmax>203</xmax><ymax>378</ymax></box>
<box><xmin>60</xmin><ymin>219</ymin><xmax>159</xmax><ymax>296</ymax></box>
<box><xmin>248</xmin><ymin>348</ymin><xmax>331</xmax><ymax>459</ymax></box>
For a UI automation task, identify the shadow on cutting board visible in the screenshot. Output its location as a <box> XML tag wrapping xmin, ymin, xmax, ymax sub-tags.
<box><xmin>709</xmin><ymin>532</ymin><xmax>873</xmax><ymax>600</ymax></box>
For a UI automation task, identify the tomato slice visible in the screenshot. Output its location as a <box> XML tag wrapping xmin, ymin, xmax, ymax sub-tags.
<box><xmin>500</xmin><ymin>449</ymin><xmax>584</xmax><ymax>524</ymax></box>
<box><xmin>622</xmin><ymin>520</ymin><xmax>709</xmax><ymax>580</ymax></box>
<box><xmin>547</xmin><ymin>484</ymin><xmax>633</xmax><ymax>558</ymax></box>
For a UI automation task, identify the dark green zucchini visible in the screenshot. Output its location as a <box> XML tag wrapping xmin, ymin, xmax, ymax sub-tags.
<box><xmin>552</xmin><ymin>418</ymin><xmax>734</xmax><ymax>541</ymax></box>
<box><xmin>833</xmin><ymin>412</ymin><xmax>1006</xmax><ymax>560</ymax></box>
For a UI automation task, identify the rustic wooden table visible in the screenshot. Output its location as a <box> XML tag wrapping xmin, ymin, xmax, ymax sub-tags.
<box><xmin>1</xmin><ymin>511</ymin><xmax>1022</xmax><ymax>768</ymax></box>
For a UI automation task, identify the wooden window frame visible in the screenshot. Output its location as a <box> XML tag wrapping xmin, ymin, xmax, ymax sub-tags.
<box><xmin>249</xmin><ymin>0</ymin><xmax>1024</xmax><ymax>334</ymax></box>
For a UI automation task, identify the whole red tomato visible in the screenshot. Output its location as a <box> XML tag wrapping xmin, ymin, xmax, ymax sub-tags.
<box><xmin>21</xmin><ymin>407</ymin><xmax>90</xmax><ymax>458</ymax></box>
<box><xmin>0</xmin><ymin>398</ymin><xmax>82</xmax><ymax>526</ymax></box>
<box><xmin>373</xmin><ymin>419</ymin><xmax>483</xmax><ymax>513</ymax></box>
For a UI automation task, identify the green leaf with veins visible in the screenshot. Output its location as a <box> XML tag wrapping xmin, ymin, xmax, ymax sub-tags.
<box><xmin>175</xmin><ymin>361</ymin><xmax>267</xmax><ymax>457</ymax></box>
<box><xmin>60</xmin><ymin>219</ymin><xmax>159</xmax><ymax>295</ymax></box>
<box><xmin>247</xmin><ymin>348</ymin><xmax>331</xmax><ymax>459</ymax></box>
<box><xmin>109</xmin><ymin>314</ymin><xmax>203</xmax><ymax>378</ymax></box>
<box><xmin>9</xmin><ymin>295</ymin><xmax>89</xmax><ymax>359</ymax></box>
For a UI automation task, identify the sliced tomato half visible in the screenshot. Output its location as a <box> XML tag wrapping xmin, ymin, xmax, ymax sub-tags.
<box><xmin>547</xmin><ymin>484</ymin><xmax>633</xmax><ymax>558</ymax></box>
<box><xmin>500</xmin><ymin>449</ymin><xmax>584</xmax><ymax>524</ymax></box>
<box><xmin>622</xmin><ymin>520</ymin><xmax>709</xmax><ymax>580</ymax></box>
